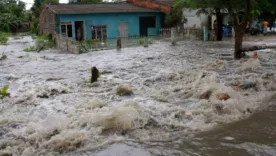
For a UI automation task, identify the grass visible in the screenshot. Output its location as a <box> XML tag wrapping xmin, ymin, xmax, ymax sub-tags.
<box><xmin>0</xmin><ymin>32</ymin><xmax>11</xmax><ymax>45</ymax></box>
<box><xmin>29</xmin><ymin>34</ymin><xmax>55</xmax><ymax>52</ymax></box>
<box><xmin>137</xmin><ymin>37</ymin><xmax>155</xmax><ymax>45</ymax></box>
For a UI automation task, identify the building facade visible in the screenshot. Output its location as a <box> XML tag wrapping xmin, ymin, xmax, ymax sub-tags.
<box><xmin>39</xmin><ymin>3</ymin><xmax>165</xmax><ymax>41</ymax></box>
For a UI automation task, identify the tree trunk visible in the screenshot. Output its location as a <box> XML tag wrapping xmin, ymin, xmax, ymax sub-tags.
<box><xmin>215</xmin><ymin>9</ymin><xmax>223</xmax><ymax>41</ymax></box>
<box><xmin>234</xmin><ymin>27</ymin><xmax>244</xmax><ymax>59</ymax></box>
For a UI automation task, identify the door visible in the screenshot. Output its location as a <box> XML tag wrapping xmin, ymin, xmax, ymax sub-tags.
<box><xmin>118</xmin><ymin>22</ymin><xmax>128</xmax><ymax>38</ymax></box>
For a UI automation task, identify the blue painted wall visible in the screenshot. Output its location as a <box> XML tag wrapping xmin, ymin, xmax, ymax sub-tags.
<box><xmin>56</xmin><ymin>12</ymin><xmax>163</xmax><ymax>40</ymax></box>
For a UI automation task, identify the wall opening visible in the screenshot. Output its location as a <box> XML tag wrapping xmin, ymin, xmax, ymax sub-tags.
<box><xmin>91</xmin><ymin>25</ymin><xmax>107</xmax><ymax>41</ymax></box>
<box><xmin>75</xmin><ymin>21</ymin><xmax>84</xmax><ymax>41</ymax></box>
<box><xmin>60</xmin><ymin>22</ymin><xmax>72</xmax><ymax>38</ymax></box>
<box><xmin>139</xmin><ymin>16</ymin><xmax>156</xmax><ymax>37</ymax></box>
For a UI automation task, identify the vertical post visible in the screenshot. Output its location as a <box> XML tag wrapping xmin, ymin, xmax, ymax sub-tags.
<box><xmin>203</xmin><ymin>26</ymin><xmax>208</xmax><ymax>41</ymax></box>
<box><xmin>116</xmin><ymin>37</ymin><xmax>121</xmax><ymax>50</ymax></box>
<box><xmin>171</xmin><ymin>27</ymin><xmax>176</xmax><ymax>45</ymax></box>
<box><xmin>66</xmin><ymin>38</ymin><xmax>68</xmax><ymax>51</ymax></box>
<box><xmin>144</xmin><ymin>37</ymin><xmax>148</xmax><ymax>47</ymax></box>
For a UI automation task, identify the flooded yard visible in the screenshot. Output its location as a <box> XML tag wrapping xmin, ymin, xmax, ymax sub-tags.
<box><xmin>1</xmin><ymin>36</ymin><xmax>276</xmax><ymax>156</ymax></box>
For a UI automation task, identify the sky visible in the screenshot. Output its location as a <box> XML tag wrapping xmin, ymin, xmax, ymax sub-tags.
<box><xmin>22</xmin><ymin>0</ymin><xmax>69</xmax><ymax>10</ymax></box>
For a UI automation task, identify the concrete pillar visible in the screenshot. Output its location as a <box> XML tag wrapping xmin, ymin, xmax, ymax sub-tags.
<box><xmin>171</xmin><ymin>27</ymin><xmax>176</xmax><ymax>45</ymax></box>
<box><xmin>144</xmin><ymin>37</ymin><xmax>148</xmax><ymax>47</ymax></box>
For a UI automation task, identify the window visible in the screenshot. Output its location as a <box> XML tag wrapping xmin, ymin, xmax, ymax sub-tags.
<box><xmin>91</xmin><ymin>25</ymin><xmax>107</xmax><ymax>40</ymax></box>
<box><xmin>60</xmin><ymin>22</ymin><xmax>72</xmax><ymax>38</ymax></box>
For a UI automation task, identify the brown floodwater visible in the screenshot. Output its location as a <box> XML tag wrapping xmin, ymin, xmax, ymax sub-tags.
<box><xmin>191</xmin><ymin>104</ymin><xmax>276</xmax><ymax>156</ymax></box>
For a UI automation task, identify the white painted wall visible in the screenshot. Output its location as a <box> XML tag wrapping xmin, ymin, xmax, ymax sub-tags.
<box><xmin>183</xmin><ymin>9</ymin><xmax>209</xmax><ymax>28</ymax></box>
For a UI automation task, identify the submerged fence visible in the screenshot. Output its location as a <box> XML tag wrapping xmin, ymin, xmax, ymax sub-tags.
<box><xmin>56</xmin><ymin>35</ymin><xmax>158</xmax><ymax>54</ymax></box>
<box><xmin>55</xmin><ymin>27</ymin><xmax>233</xmax><ymax>53</ymax></box>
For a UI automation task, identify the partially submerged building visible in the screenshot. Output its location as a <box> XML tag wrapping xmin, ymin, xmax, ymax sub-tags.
<box><xmin>39</xmin><ymin>3</ymin><xmax>168</xmax><ymax>40</ymax></box>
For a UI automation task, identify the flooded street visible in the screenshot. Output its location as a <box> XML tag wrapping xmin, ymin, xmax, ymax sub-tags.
<box><xmin>1</xmin><ymin>36</ymin><xmax>276</xmax><ymax>156</ymax></box>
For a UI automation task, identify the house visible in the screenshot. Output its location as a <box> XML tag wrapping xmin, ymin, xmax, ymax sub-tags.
<box><xmin>183</xmin><ymin>9</ymin><xmax>210</xmax><ymax>29</ymax></box>
<box><xmin>39</xmin><ymin>3</ymin><xmax>165</xmax><ymax>41</ymax></box>
<box><xmin>183</xmin><ymin>9</ymin><xmax>232</xmax><ymax>29</ymax></box>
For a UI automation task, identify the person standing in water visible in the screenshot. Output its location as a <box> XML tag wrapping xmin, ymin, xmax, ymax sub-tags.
<box><xmin>213</xmin><ymin>20</ymin><xmax>217</xmax><ymax>40</ymax></box>
<box><xmin>263</xmin><ymin>20</ymin><xmax>269</xmax><ymax>36</ymax></box>
<box><xmin>77</xmin><ymin>27</ymin><xmax>83</xmax><ymax>41</ymax></box>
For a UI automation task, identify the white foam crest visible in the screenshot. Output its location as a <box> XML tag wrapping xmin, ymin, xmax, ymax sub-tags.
<box><xmin>79</xmin><ymin>102</ymin><xmax>148</xmax><ymax>131</ymax></box>
<box><xmin>25</xmin><ymin>115</ymin><xmax>71</xmax><ymax>140</ymax></box>
<box><xmin>41</xmin><ymin>129</ymin><xmax>88</xmax><ymax>152</ymax></box>
<box><xmin>237</xmin><ymin>58</ymin><xmax>261</xmax><ymax>72</ymax></box>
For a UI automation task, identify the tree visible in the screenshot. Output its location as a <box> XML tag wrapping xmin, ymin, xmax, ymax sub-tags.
<box><xmin>69</xmin><ymin>0</ymin><xmax>102</xmax><ymax>4</ymax></box>
<box><xmin>0</xmin><ymin>0</ymin><xmax>25</xmax><ymax>32</ymax></box>
<box><xmin>0</xmin><ymin>13</ymin><xmax>23</xmax><ymax>32</ymax></box>
<box><xmin>174</xmin><ymin>0</ymin><xmax>276</xmax><ymax>59</ymax></box>
<box><xmin>165</xmin><ymin>7</ymin><xmax>186</xmax><ymax>27</ymax></box>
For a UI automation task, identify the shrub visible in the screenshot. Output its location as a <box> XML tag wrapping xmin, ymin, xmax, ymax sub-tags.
<box><xmin>0</xmin><ymin>86</ymin><xmax>10</xmax><ymax>99</ymax></box>
<box><xmin>0</xmin><ymin>32</ymin><xmax>11</xmax><ymax>45</ymax></box>
<box><xmin>137</xmin><ymin>38</ymin><xmax>144</xmax><ymax>45</ymax></box>
<box><xmin>24</xmin><ymin>46</ymin><xmax>36</xmax><ymax>52</ymax></box>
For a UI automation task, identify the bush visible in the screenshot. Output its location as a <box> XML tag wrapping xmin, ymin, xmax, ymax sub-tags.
<box><xmin>24</xmin><ymin>46</ymin><xmax>36</xmax><ymax>52</ymax></box>
<box><xmin>137</xmin><ymin>37</ymin><xmax>155</xmax><ymax>45</ymax></box>
<box><xmin>0</xmin><ymin>32</ymin><xmax>11</xmax><ymax>45</ymax></box>
<box><xmin>137</xmin><ymin>38</ymin><xmax>144</xmax><ymax>45</ymax></box>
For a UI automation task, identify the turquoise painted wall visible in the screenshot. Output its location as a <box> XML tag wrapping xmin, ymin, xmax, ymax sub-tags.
<box><xmin>56</xmin><ymin>12</ymin><xmax>163</xmax><ymax>40</ymax></box>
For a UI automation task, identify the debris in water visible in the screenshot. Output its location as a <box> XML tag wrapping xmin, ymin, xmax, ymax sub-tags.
<box><xmin>216</xmin><ymin>93</ymin><xmax>230</xmax><ymax>101</ymax></box>
<box><xmin>237</xmin><ymin>81</ymin><xmax>257</xmax><ymax>89</ymax></box>
<box><xmin>223</xmin><ymin>136</ymin><xmax>235</xmax><ymax>141</ymax></box>
<box><xmin>116</xmin><ymin>84</ymin><xmax>133</xmax><ymax>96</ymax></box>
<box><xmin>91</xmin><ymin>66</ymin><xmax>100</xmax><ymax>83</ymax></box>
<box><xmin>253</xmin><ymin>51</ymin><xmax>258</xmax><ymax>57</ymax></box>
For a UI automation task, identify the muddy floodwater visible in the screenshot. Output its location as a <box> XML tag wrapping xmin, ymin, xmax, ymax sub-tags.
<box><xmin>1</xmin><ymin>36</ymin><xmax>276</xmax><ymax>156</ymax></box>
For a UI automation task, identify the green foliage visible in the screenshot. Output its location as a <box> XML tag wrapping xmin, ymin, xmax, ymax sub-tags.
<box><xmin>0</xmin><ymin>0</ymin><xmax>25</xmax><ymax>32</ymax></box>
<box><xmin>0</xmin><ymin>54</ymin><xmax>7</xmax><ymax>61</ymax></box>
<box><xmin>24</xmin><ymin>46</ymin><xmax>36</xmax><ymax>52</ymax></box>
<box><xmin>0</xmin><ymin>32</ymin><xmax>10</xmax><ymax>45</ymax></box>
<box><xmin>0</xmin><ymin>85</ymin><xmax>10</xmax><ymax>99</ymax></box>
<box><xmin>25</xmin><ymin>34</ymin><xmax>55</xmax><ymax>52</ymax></box>
<box><xmin>137</xmin><ymin>37</ymin><xmax>155</xmax><ymax>45</ymax></box>
<box><xmin>0</xmin><ymin>54</ymin><xmax>7</xmax><ymax>65</ymax></box>
<box><xmin>165</xmin><ymin>7</ymin><xmax>185</xmax><ymax>27</ymax></box>
<box><xmin>137</xmin><ymin>38</ymin><xmax>144</xmax><ymax>45</ymax></box>
<box><xmin>13</xmin><ymin>36</ymin><xmax>21</xmax><ymax>40</ymax></box>
<box><xmin>0</xmin><ymin>13</ymin><xmax>23</xmax><ymax>32</ymax></box>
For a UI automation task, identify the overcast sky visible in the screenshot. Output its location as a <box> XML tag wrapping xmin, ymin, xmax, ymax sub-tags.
<box><xmin>22</xmin><ymin>0</ymin><xmax>69</xmax><ymax>10</ymax></box>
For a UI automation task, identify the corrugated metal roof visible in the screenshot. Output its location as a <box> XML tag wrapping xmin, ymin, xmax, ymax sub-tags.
<box><xmin>47</xmin><ymin>3</ymin><xmax>161</xmax><ymax>14</ymax></box>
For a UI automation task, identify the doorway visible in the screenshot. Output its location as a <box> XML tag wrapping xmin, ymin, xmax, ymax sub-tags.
<box><xmin>75</xmin><ymin>21</ymin><xmax>84</xmax><ymax>41</ymax></box>
<box><xmin>139</xmin><ymin>16</ymin><xmax>156</xmax><ymax>37</ymax></box>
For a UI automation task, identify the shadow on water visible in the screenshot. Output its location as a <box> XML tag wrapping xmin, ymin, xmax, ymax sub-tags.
<box><xmin>189</xmin><ymin>104</ymin><xmax>276</xmax><ymax>156</ymax></box>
